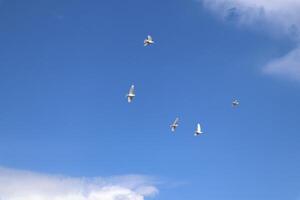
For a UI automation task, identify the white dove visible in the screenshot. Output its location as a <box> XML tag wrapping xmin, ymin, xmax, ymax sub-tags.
<box><xmin>144</xmin><ymin>35</ymin><xmax>154</xmax><ymax>46</ymax></box>
<box><xmin>194</xmin><ymin>123</ymin><xmax>203</xmax><ymax>136</ymax></box>
<box><xmin>170</xmin><ymin>117</ymin><xmax>179</xmax><ymax>132</ymax></box>
<box><xmin>232</xmin><ymin>99</ymin><xmax>240</xmax><ymax>107</ymax></box>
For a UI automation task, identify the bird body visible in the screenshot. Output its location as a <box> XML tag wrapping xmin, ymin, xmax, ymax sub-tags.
<box><xmin>144</xmin><ymin>35</ymin><xmax>154</xmax><ymax>46</ymax></box>
<box><xmin>232</xmin><ymin>99</ymin><xmax>240</xmax><ymax>107</ymax></box>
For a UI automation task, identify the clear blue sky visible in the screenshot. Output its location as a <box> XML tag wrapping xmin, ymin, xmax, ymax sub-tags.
<box><xmin>0</xmin><ymin>0</ymin><xmax>299</xmax><ymax>200</ymax></box>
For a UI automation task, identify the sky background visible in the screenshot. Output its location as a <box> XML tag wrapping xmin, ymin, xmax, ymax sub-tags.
<box><xmin>0</xmin><ymin>0</ymin><xmax>300</xmax><ymax>200</ymax></box>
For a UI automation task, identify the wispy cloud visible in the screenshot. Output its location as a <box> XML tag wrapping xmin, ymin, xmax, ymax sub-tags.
<box><xmin>263</xmin><ymin>47</ymin><xmax>300</xmax><ymax>81</ymax></box>
<box><xmin>0</xmin><ymin>167</ymin><xmax>158</xmax><ymax>200</ymax></box>
<box><xmin>201</xmin><ymin>0</ymin><xmax>300</xmax><ymax>81</ymax></box>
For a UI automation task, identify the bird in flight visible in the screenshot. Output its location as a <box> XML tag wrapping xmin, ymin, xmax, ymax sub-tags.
<box><xmin>144</xmin><ymin>35</ymin><xmax>154</xmax><ymax>46</ymax></box>
<box><xmin>170</xmin><ymin>117</ymin><xmax>179</xmax><ymax>132</ymax></box>
<box><xmin>126</xmin><ymin>85</ymin><xmax>135</xmax><ymax>103</ymax></box>
<box><xmin>232</xmin><ymin>99</ymin><xmax>240</xmax><ymax>107</ymax></box>
<box><xmin>194</xmin><ymin>123</ymin><xmax>203</xmax><ymax>136</ymax></box>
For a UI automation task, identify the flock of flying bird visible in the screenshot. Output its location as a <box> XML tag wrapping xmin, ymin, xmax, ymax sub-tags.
<box><xmin>126</xmin><ymin>35</ymin><xmax>240</xmax><ymax>137</ymax></box>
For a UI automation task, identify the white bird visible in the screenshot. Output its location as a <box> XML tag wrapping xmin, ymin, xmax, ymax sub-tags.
<box><xmin>194</xmin><ymin>123</ymin><xmax>203</xmax><ymax>136</ymax></box>
<box><xmin>144</xmin><ymin>35</ymin><xmax>154</xmax><ymax>46</ymax></box>
<box><xmin>126</xmin><ymin>85</ymin><xmax>135</xmax><ymax>103</ymax></box>
<box><xmin>170</xmin><ymin>117</ymin><xmax>179</xmax><ymax>132</ymax></box>
<box><xmin>232</xmin><ymin>99</ymin><xmax>240</xmax><ymax>107</ymax></box>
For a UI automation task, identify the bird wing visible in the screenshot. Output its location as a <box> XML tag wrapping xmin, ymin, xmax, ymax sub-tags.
<box><xmin>129</xmin><ymin>85</ymin><xmax>135</xmax><ymax>95</ymax></box>
<box><xmin>197</xmin><ymin>123</ymin><xmax>201</xmax><ymax>132</ymax></box>
<box><xmin>174</xmin><ymin>117</ymin><xmax>179</xmax><ymax>124</ymax></box>
<box><xmin>147</xmin><ymin>35</ymin><xmax>152</xmax><ymax>41</ymax></box>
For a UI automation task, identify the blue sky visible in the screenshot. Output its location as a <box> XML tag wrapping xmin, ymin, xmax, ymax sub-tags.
<box><xmin>0</xmin><ymin>0</ymin><xmax>300</xmax><ymax>200</ymax></box>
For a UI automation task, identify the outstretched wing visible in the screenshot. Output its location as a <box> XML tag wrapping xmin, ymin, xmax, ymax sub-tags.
<box><xmin>129</xmin><ymin>85</ymin><xmax>135</xmax><ymax>95</ymax></box>
<box><xmin>147</xmin><ymin>35</ymin><xmax>152</xmax><ymax>41</ymax></box>
<box><xmin>174</xmin><ymin>117</ymin><xmax>179</xmax><ymax>125</ymax></box>
<box><xmin>197</xmin><ymin>123</ymin><xmax>201</xmax><ymax>132</ymax></box>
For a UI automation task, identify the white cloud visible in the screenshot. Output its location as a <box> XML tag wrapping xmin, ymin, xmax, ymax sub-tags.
<box><xmin>264</xmin><ymin>47</ymin><xmax>300</xmax><ymax>80</ymax></box>
<box><xmin>0</xmin><ymin>167</ymin><xmax>158</xmax><ymax>200</ymax></box>
<box><xmin>201</xmin><ymin>0</ymin><xmax>300</xmax><ymax>81</ymax></box>
<box><xmin>201</xmin><ymin>0</ymin><xmax>300</xmax><ymax>36</ymax></box>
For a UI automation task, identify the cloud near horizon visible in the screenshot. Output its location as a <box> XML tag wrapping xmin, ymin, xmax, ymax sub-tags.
<box><xmin>0</xmin><ymin>167</ymin><xmax>158</xmax><ymax>200</ymax></box>
<box><xmin>201</xmin><ymin>0</ymin><xmax>300</xmax><ymax>81</ymax></box>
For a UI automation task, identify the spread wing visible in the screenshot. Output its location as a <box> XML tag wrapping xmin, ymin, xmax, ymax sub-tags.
<box><xmin>147</xmin><ymin>35</ymin><xmax>152</xmax><ymax>41</ymax></box>
<box><xmin>174</xmin><ymin>117</ymin><xmax>179</xmax><ymax>125</ymax></box>
<box><xmin>197</xmin><ymin>123</ymin><xmax>201</xmax><ymax>132</ymax></box>
<box><xmin>129</xmin><ymin>85</ymin><xmax>135</xmax><ymax>95</ymax></box>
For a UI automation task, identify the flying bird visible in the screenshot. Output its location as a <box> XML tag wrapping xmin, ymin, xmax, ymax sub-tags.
<box><xmin>126</xmin><ymin>85</ymin><xmax>135</xmax><ymax>103</ymax></box>
<box><xmin>194</xmin><ymin>123</ymin><xmax>203</xmax><ymax>136</ymax></box>
<box><xmin>232</xmin><ymin>99</ymin><xmax>240</xmax><ymax>107</ymax></box>
<box><xmin>144</xmin><ymin>35</ymin><xmax>154</xmax><ymax>46</ymax></box>
<box><xmin>170</xmin><ymin>117</ymin><xmax>179</xmax><ymax>132</ymax></box>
